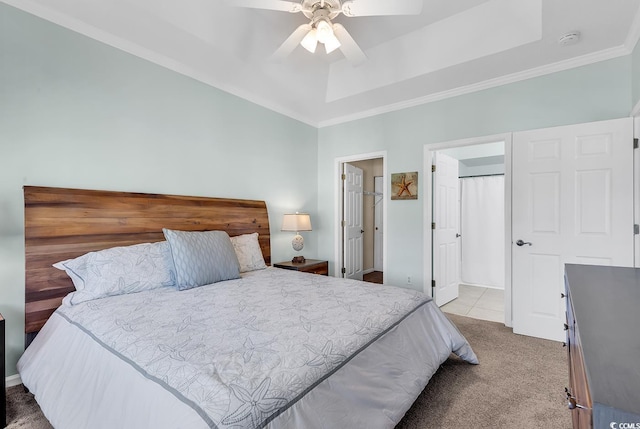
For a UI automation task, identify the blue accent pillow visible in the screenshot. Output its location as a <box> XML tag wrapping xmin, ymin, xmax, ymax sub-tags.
<box><xmin>162</xmin><ymin>229</ymin><xmax>240</xmax><ymax>290</ymax></box>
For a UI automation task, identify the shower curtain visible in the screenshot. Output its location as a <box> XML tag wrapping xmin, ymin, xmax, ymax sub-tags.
<box><xmin>460</xmin><ymin>175</ymin><xmax>505</xmax><ymax>289</ymax></box>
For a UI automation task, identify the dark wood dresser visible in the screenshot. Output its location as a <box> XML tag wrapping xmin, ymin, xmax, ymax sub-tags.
<box><xmin>1</xmin><ymin>313</ymin><xmax>5</xmax><ymax>428</ymax></box>
<box><xmin>564</xmin><ymin>264</ymin><xmax>640</xmax><ymax>429</ymax></box>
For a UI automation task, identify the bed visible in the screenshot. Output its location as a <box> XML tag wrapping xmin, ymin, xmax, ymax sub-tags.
<box><xmin>18</xmin><ymin>186</ymin><xmax>478</xmax><ymax>429</ymax></box>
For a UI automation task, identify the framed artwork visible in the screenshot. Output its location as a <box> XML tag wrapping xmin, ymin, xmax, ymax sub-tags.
<box><xmin>391</xmin><ymin>171</ymin><xmax>418</xmax><ymax>200</ymax></box>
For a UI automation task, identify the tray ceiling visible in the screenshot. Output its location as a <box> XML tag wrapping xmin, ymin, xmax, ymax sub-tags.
<box><xmin>4</xmin><ymin>0</ymin><xmax>640</xmax><ymax>127</ymax></box>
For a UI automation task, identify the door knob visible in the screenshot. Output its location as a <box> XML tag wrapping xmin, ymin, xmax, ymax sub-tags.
<box><xmin>360</xmin><ymin>229</ymin><xmax>364</xmax><ymax>234</ymax></box>
<box><xmin>516</xmin><ymin>239</ymin><xmax>532</xmax><ymax>246</ymax></box>
<box><xmin>456</xmin><ymin>233</ymin><xmax>461</xmax><ymax>238</ymax></box>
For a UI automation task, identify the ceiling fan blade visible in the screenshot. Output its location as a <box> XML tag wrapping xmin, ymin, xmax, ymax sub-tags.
<box><xmin>332</xmin><ymin>23</ymin><xmax>367</xmax><ymax>66</ymax></box>
<box><xmin>271</xmin><ymin>24</ymin><xmax>312</xmax><ymax>61</ymax></box>
<box><xmin>232</xmin><ymin>0</ymin><xmax>302</xmax><ymax>13</ymax></box>
<box><xmin>341</xmin><ymin>0</ymin><xmax>422</xmax><ymax>17</ymax></box>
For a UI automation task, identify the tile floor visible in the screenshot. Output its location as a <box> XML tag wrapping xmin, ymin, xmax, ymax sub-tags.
<box><xmin>440</xmin><ymin>284</ymin><xmax>505</xmax><ymax>323</ymax></box>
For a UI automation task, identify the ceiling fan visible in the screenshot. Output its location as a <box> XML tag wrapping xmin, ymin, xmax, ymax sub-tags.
<box><xmin>233</xmin><ymin>0</ymin><xmax>423</xmax><ymax>66</ymax></box>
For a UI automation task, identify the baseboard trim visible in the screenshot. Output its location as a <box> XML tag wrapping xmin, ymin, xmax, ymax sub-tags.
<box><xmin>460</xmin><ymin>282</ymin><xmax>505</xmax><ymax>291</ymax></box>
<box><xmin>6</xmin><ymin>374</ymin><xmax>22</xmax><ymax>387</ymax></box>
<box><xmin>362</xmin><ymin>268</ymin><xmax>374</xmax><ymax>275</ymax></box>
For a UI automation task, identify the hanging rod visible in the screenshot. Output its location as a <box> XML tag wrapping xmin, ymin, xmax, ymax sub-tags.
<box><xmin>459</xmin><ymin>173</ymin><xmax>505</xmax><ymax>178</ymax></box>
<box><xmin>362</xmin><ymin>190</ymin><xmax>383</xmax><ymax>207</ymax></box>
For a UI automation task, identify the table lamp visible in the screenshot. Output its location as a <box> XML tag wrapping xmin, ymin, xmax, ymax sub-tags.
<box><xmin>281</xmin><ymin>212</ymin><xmax>312</xmax><ymax>263</ymax></box>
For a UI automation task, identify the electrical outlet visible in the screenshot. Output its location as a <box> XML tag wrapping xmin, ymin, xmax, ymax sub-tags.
<box><xmin>407</xmin><ymin>276</ymin><xmax>412</xmax><ymax>285</ymax></box>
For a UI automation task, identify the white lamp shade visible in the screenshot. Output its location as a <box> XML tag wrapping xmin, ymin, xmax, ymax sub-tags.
<box><xmin>300</xmin><ymin>20</ymin><xmax>341</xmax><ymax>55</ymax></box>
<box><xmin>300</xmin><ymin>29</ymin><xmax>318</xmax><ymax>53</ymax></box>
<box><xmin>324</xmin><ymin>33</ymin><xmax>341</xmax><ymax>54</ymax></box>
<box><xmin>316</xmin><ymin>19</ymin><xmax>333</xmax><ymax>44</ymax></box>
<box><xmin>281</xmin><ymin>213</ymin><xmax>312</xmax><ymax>232</ymax></box>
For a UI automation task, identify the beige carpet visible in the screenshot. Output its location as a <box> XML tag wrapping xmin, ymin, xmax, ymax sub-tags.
<box><xmin>6</xmin><ymin>314</ymin><xmax>571</xmax><ymax>428</ymax></box>
<box><xmin>6</xmin><ymin>385</ymin><xmax>52</xmax><ymax>429</ymax></box>
<box><xmin>396</xmin><ymin>313</ymin><xmax>572</xmax><ymax>429</ymax></box>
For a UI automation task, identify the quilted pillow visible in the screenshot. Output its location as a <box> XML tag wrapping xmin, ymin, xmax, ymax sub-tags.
<box><xmin>230</xmin><ymin>232</ymin><xmax>267</xmax><ymax>273</ymax></box>
<box><xmin>162</xmin><ymin>229</ymin><xmax>240</xmax><ymax>290</ymax></box>
<box><xmin>55</xmin><ymin>241</ymin><xmax>176</xmax><ymax>306</ymax></box>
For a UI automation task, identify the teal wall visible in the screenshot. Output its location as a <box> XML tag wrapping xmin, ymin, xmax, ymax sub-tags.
<box><xmin>0</xmin><ymin>4</ymin><xmax>318</xmax><ymax>376</ymax></box>
<box><xmin>633</xmin><ymin>38</ymin><xmax>640</xmax><ymax>109</ymax></box>
<box><xmin>317</xmin><ymin>56</ymin><xmax>632</xmax><ymax>292</ymax></box>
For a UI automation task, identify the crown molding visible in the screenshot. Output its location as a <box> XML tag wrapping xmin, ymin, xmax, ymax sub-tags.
<box><xmin>319</xmin><ymin>6</ymin><xmax>640</xmax><ymax>128</ymax></box>
<box><xmin>2</xmin><ymin>0</ymin><xmax>318</xmax><ymax>128</ymax></box>
<box><xmin>625</xmin><ymin>5</ymin><xmax>640</xmax><ymax>52</ymax></box>
<box><xmin>318</xmin><ymin>45</ymin><xmax>631</xmax><ymax>128</ymax></box>
<box><xmin>5</xmin><ymin>0</ymin><xmax>639</xmax><ymax>130</ymax></box>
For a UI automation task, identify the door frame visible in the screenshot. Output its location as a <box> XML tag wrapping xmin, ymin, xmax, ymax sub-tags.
<box><xmin>373</xmin><ymin>176</ymin><xmax>384</xmax><ymax>272</ymax></box>
<box><xmin>423</xmin><ymin>133</ymin><xmax>513</xmax><ymax>327</ymax></box>
<box><xmin>334</xmin><ymin>151</ymin><xmax>388</xmax><ymax>280</ymax></box>
<box><xmin>633</xmin><ymin>106</ymin><xmax>640</xmax><ymax>268</ymax></box>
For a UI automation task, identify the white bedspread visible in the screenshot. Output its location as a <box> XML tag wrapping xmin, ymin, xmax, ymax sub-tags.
<box><xmin>18</xmin><ymin>267</ymin><xmax>477</xmax><ymax>429</ymax></box>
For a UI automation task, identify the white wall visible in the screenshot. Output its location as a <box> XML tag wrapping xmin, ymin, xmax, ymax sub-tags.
<box><xmin>439</xmin><ymin>141</ymin><xmax>504</xmax><ymax>177</ymax></box>
<box><xmin>633</xmin><ymin>36</ymin><xmax>640</xmax><ymax>109</ymax></box>
<box><xmin>0</xmin><ymin>4</ymin><xmax>318</xmax><ymax>376</ymax></box>
<box><xmin>458</xmin><ymin>159</ymin><xmax>504</xmax><ymax>177</ymax></box>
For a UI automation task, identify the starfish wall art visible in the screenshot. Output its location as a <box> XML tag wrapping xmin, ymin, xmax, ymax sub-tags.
<box><xmin>391</xmin><ymin>171</ymin><xmax>418</xmax><ymax>200</ymax></box>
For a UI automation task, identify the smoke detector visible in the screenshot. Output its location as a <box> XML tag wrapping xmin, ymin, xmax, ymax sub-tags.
<box><xmin>558</xmin><ymin>31</ymin><xmax>581</xmax><ymax>46</ymax></box>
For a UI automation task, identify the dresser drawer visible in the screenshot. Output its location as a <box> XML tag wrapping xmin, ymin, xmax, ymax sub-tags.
<box><xmin>565</xmin><ymin>288</ymin><xmax>592</xmax><ymax>429</ymax></box>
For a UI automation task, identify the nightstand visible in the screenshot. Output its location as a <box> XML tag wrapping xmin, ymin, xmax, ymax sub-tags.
<box><xmin>273</xmin><ymin>259</ymin><xmax>329</xmax><ymax>276</ymax></box>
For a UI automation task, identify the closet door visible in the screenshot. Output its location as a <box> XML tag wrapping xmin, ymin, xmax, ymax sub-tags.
<box><xmin>343</xmin><ymin>163</ymin><xmax>364</xmax><ymax>280</ymax></box>
<box><xmin>433</xmin><ymin>152</ymin><xmax>461</xmax><ymax>306</ymax></box>
<box><xmin>373</xmin><ymin>176</ymin><xmax>384</xmax><ymax>272</ymax></box>
<box><xmin>512</xmin><ymin>118</ymin><xmax>633</xmax><ymax>341</ymax></box>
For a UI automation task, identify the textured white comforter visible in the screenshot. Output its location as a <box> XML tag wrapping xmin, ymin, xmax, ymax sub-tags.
<box><xmin>19</xmin><ymin>267</ymin><xmax>477</xmax><ymax>429</ymax></box>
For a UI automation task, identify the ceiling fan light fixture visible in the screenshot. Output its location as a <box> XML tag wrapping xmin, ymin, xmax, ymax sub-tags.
<box><xmin>300</xmin><ymin>28</ymin><xmax>318</xmax><ymax>53</ymax></box>
<box><xmin>238</xmin><ymin>0</ymin><xmax>423</xmax><ymax>65</ymax></box>
<box><xmin>324</xmin><ymin>33</ymin><xmax>341</xmax><ymax>53</ymax></box>
<box><xmin>316</xmin><ymin>19</ymin><xmax>333</xmax><ymax>44</ymax></box>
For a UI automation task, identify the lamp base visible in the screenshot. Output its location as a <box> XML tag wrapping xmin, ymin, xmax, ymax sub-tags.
<box><xmin>292</xmin><ymin>256</ymin><xmax>306</xmax><ymax>264</ymax></box>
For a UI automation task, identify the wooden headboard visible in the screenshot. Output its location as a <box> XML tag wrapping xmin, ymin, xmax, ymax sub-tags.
<box><xmin>24</xmin><ymin>186</ymin><xmax>271</xmax><ymax>335</ymax></box>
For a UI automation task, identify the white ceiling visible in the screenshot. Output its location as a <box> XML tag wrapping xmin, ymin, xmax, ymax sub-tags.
<box><xmin>5</xmin><ymin>0</ymin><xmax>640</xmax><ymax>127</ymax></box>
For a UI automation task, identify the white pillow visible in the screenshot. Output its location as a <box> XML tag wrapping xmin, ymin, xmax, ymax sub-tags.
<box><xmin>230</xmin><ymin>232</ymin><xmax>267</xmax><ymax>273</ymax></box>
<box><xmin>55</xmin><ymin>241</ymin><xmax>176</xmax><ymax>305</ymax></box>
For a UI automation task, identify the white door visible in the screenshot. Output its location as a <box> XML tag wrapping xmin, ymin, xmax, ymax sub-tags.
<box><xmin>433</xmin><ymin>152</ymin><xmax>461</xmax><ymax>306</ymax></box>
<box><xmin>343</xmin><ymin>163</ymin><xmax>364</xmax><ymax>280</ymax></box>
<box><xmin>374</xmin><ymin>176</ymin><xmax>383</xmax><ymax>272</ymax></box>
<box><xmin>512</xmin><ymin>118</ymin><xmax>634</xmax><ymax>341</ymax></box>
